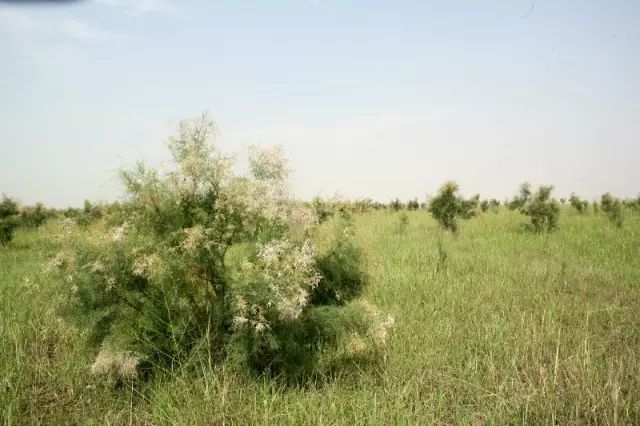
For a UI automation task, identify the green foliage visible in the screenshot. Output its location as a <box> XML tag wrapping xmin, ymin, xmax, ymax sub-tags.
<box><xmin>569</xmin><ymin>193</ymin><xmax>589</xmax><ymax>214</ymax></box>
<box><xmin>0</xmin><ymin>195</ymin><xmax>20</xmax><ymax>246</ymax></box>
<box><xmin>427</xmin><ymin>181</ymin><xmax>477</xmax><ymax>233</ymax></box>
<box><xmin>52</xmin><ymin>114</ymin><xmax>390</xmax><ymax>381</ymax></box>
<box><xmin>309</xmin><ymin>222</ymin><xmax>366</xmax><ymax>306</ymax></box>
<box><xmin>479</xmin><ymin>199</ymin><xmax>489</xmax><ymax>213</ymax></box>
<box><xmin>311</xmin><ymin>197</ymin><xmax>332</xmax><ymax>224</ymax></box>
<box><xmin>20</xmin><ymin>202</ymin><xmax>52</xmax><ymax>228</ymax></box>
<box><xmin>600</xmin><ymin>193</ymin><xmax>624</xmax><ymax>228</ymax></box>
<box><xmin>406</xmin><ymin>199</ymin><xmax>419</xmax><ymax>210</ymax></box>
<box><xmin>507</xmin><ymin>183</ymin><xmax>532</xmax><ymax>210</ymax></box>
<box><xmin>4</xmin><ymin>205</ymin><xmax>640</xmax><ymax>424</ymax></box>
<box><xmin>389</xmin><ymin>198</ymin><xmax>403</xmax><ymax>212</ymax></box>
<box><xmin>518</xmin><ymin>184</ymin><xmax>560</xmax><ymax>233</ymax></box>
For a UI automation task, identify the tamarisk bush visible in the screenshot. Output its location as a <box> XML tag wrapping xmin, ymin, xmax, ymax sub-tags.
<box><xmin>406</xmin><ymin>198</ymin><xmax>419</xmax><ymax>210</ymax></box>
<box><xmin>507</xmin><ymin>183</ymin><xmax>532</xmax><ymax>211</ymax></box>
<box><xmin>53</xmin><ymin>114</ymin><xmax>392</xmax><ymax>381</ymax></box>
<box><xmin>600</xmin><ymin>192</ymin><xmax>624</xmax><ymax>227</ymax></box>
<box><xmin>569</xmin><ymin>193</ymin><xmax>588</xmax><ymax>214</ymax></box>
<box><xmin>427</xmin><ymin>181</ymin><xmax>477</xmax><ymax>233</ymax></box>
<box><xmin>0</xmin><ymin>194</ymin><xmax>20</xmax><ymax>245</ymax></box>
<box><xmin>389</xmin><ymin>198</ymin><xmax>403</xmax><ymax>212</ymax></box>
<box><xmin>516</xmin><ymin>184</ymin><xmax>560</xmax><ymax>232</ymax></box>
<box><xmin>20</xmin><ymin>202</ymin><xmax>52</xmax><ymax>228</ymax></box>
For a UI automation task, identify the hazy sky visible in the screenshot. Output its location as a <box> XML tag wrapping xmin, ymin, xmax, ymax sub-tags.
<box><xmin>1</xmin><ymin>0</ymin><xmax>639</xmax><ymax>207</ymax></box>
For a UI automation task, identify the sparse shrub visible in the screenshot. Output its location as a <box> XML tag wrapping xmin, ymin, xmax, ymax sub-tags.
<box><xmin>560</xmin><ymin>198</ymin><xmax>566</xmax><ymax>204</ymax></box>
<box><xmin>0</xmin><ymin>195</ymin><xmax>20</xmax><ymax>246</ymax></box>
<box><xmin>389</xmin><ymin>198</ymin><xmax>403</xmax><ymax>212</ymax></box>
<box><xmin>427</xmin><ymin>181</ymin><xmax>477</xmax><ymax>233</ymax></box>
<box><xmin>53</xmin><ymin>114</ymin><xmax>391</xmax><ymax>380</ymax></box>
<box><xmin>459</xmin><ymin>194</ymin><xmax>480</xmax><ymax>219</ymax></box>
<box><xmin>600</xmin><ymin>192</ymin><xmax>624</xmax><ymax>227</ymax></box>
<box><xmin>569</xmin><ymin>193</ymin><xmax>588</xmax><ymax>214</ymax></box>
<box><xmin>20</xmin><ymin>202</ymin><xmax>50</xmax><ymax>228</ymax></box>
<box><xmin>507</xmin><ymin>183</ymin><xmax>531</xmax><ymax>210</ymax></box>
<box><xmin>517</xmin><ymin>184</ymin><xmax>560</xmax><ymax>232</ymax></box>
<box><xmin>479</xmin><ymin>199</ymin><xmax>489</xmax><ymax>213</ymax></box>
<box><xmin>353</xmin><ymin>198</ymin><xmax>375</xmax><ymax>214</ymax></box>
<box><xmin>406</xmin><ymin>199</ymin><xmax>419</xmax><ymax>211</ymax></box>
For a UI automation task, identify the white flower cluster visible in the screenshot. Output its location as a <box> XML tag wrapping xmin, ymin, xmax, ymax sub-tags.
<box><xmin>360</xmin><ymin>301</ymin><xmax>395</xmax><ymax>347</ymax></box>
<box><xmin>132</xmin><ymin>253</ymin><xmax>159</xmax><ymax>279</ymax></box>
<box><xmin>180</xmin><ymin>225</ymin><xmax>207</xmax><ymax>253</ymax></box>
<box><xmin>48</xmin><ymin>249</ymin><xmax>75</xmax><ymax>271</ymax></box>
<box><xmin>234</xmin><ymin>239</ymin><xmax>321</xmax><ymax>330</ymax></box>
<box><xmin>90</xmin><ymin>348</ymin><xmax>139</xmax><ymax>380</ymax></box>
<box><xmin>111</xmin><ymin>222</ymin><xmax>130</xmax><ymax>243</ymax></box>
<box><xmin>249</xmin><ymin>145</ymin><xmax>289</xmax><ymax>181</ymax></box>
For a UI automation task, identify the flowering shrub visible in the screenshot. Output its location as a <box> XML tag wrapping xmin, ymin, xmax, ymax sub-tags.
<box><xmin>53</xmin><ymin>114</ymin><xmax>391</xmax><ymax>380</ymax></box>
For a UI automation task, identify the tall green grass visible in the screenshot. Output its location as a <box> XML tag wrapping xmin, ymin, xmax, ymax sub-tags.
<box><xmin>1</xmin><ymin>209</ymin><xmax>639</xmax><ymax>424</ymax></box>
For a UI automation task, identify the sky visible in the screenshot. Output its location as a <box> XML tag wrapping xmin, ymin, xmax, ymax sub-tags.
<box><xmin>0</xmin><ymin>0</ymin><xmax>639</xmax><ymax>207</ymax></box>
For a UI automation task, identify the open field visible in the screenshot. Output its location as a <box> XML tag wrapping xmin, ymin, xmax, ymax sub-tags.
<box><xmin>1</xmin><ymin>208</ymin><xmax>639</xmax><ymax>424</ymax></box>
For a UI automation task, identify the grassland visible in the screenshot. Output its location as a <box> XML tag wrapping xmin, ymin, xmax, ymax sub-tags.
<box><xmin>1</xmin><ymin>208</ymin><xmax>639</xmax><ymax>424</ymax></box>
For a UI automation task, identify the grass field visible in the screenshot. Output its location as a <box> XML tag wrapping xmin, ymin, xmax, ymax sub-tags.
<box><xmin>1</xmin><ymin>209</ymin><xmax>639</xmax><ymax>424</ymax></box>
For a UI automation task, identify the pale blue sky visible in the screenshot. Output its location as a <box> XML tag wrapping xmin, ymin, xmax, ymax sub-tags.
<box><xmin>1</xmin><ymin>0</ymin><xmax>638</xmax><ymax>207</ymax></box>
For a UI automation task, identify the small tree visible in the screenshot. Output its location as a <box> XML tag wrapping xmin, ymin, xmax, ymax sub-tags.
<box><xmin>518</xmin><ymin>185</ymin><xmax>560</xmax><ymax>232</ymax></box>
<box><xmin>601</xmin><ymin>192</ymin><xmax>624</xmax><ymax>227</ymax></box>
<box><xmin>428</xmin><ymin>181</ymin><xmax>476</xmax><ymax>233</ymax></box>
<box><xmin>569</xmin><ymin>193</ymin><xmax>588</xmax><ymax>214</ymax></box>
<box><xmin>0</xmin><ymin>195</ymin><xmax>20</xmax><ymax>246</ymax></box>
